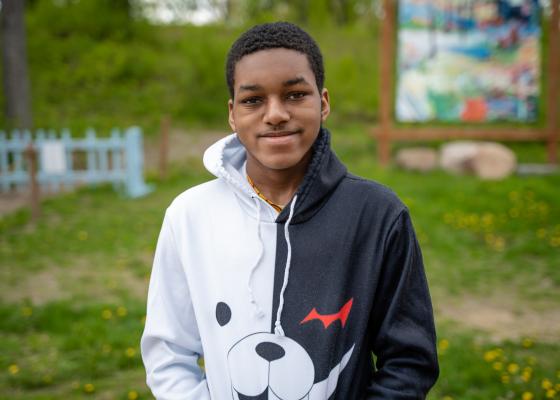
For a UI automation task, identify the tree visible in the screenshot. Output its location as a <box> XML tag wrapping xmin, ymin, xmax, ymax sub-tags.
<box><xmin>1</xmin><ymin>0</ymin><xmax>32</xmax><ymax>129</ymax></box>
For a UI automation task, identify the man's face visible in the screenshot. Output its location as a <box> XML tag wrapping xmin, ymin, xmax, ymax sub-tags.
<box><xmin>228</xmin><ymin>48</ymin><xmax>330</xmax><ymax>173</ymax></box>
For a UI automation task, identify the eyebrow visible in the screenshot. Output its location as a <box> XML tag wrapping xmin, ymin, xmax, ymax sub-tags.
<box><xmin>283</xmin><ymin>76</ymin><xmax>311</xmax><ymax>87</ymax></box>
<box><xmin>237</xmin><ymin>76</ymin><xmax>311</xmax><ymax>93</ymax></box>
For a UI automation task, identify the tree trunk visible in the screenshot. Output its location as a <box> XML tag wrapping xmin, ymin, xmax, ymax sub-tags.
<box><xmin>1</xmin><ymin>0</ymin><xmax>33</xmax><ymax>129</ymax></box>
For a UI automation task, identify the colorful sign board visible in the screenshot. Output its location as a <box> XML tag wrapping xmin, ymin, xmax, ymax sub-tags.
<box><xmin>395</xmin><ymin>0</ymin><xmax>541</xmax><ymax>122</ymax></box>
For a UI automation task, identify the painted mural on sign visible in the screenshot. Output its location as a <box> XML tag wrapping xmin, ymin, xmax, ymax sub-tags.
<box><xmin>395</xmin><ymin>0</ymin><xmax>541</xmax><ymax>122</ymax></box>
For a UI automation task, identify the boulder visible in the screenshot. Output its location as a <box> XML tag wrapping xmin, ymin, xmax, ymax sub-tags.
<box><xmin>468</xmin><ymin>142</ymin><xmax>517</xmax><ymax>180</ymax></box>
<box><xmin>395</xmin><ymin>147</ymin><xmax>438</xmax><ymax>172</ymax></box>
<box><xmin>439</xmin><ymin>141</ymin><xmax>517</xmax><ymax>180</ymax></box>
<box><xmin>439</xmin><ymin>141</ymin><xmax>479</xmax><ymax>174</ymax></box>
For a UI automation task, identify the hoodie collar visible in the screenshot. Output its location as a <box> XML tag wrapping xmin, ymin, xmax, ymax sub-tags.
<box><xmin>203</xmin><ymin>127</ymin><xmax>347</xmax><ymax>224</ymax></box>
<box><xmin>276</xmin><ymin>128</ymin><xmax>347</xmax><ymax>224</ymax></box>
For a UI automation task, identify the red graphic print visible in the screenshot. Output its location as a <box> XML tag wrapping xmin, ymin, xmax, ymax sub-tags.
<box><xmin>300</xmin><ymin>298</ymin><xmax>353</xmax><ymax>329</ymax></box>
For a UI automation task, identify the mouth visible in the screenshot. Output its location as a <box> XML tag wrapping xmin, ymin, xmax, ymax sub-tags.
<box><xmin>259</xmin><ymin>129</ymin><xmax>302</xmax><ymax>138</ymax></box>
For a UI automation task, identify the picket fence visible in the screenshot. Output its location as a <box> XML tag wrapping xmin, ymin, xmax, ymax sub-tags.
<box><xmin>0</xmin><ymin>126</ymin><xmax>153</xmax><ymax>198</ymax></box>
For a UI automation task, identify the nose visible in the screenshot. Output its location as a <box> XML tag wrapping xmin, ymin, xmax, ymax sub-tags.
<box><xmin>255</xmin><ymin>341</ymin><xmax>285</xmax><ymax>362</ymax></box>
<box><xmin>263</xmin><ymin>98</ymin><xmax>289</xmax><ymax>126</ymax></box>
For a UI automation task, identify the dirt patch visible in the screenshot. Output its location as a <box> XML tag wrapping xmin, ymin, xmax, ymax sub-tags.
<box><xmin>144</xmin><ymin>128</ymin><xmax>225</xmax><ymax>171</ymax></box>
<box><xmin>436</xmin><ymin>296</ymin><xmax>560</xmax><ymax>342</ymax></box>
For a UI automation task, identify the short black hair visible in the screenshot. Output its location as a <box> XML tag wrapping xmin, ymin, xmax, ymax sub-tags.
<box><xmin>225</xmin><ymin>21</ymin><xmax>325</xmax><ymax>98</ymax></box>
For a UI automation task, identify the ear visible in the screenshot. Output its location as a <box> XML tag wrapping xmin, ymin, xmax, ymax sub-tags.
<box><xmin>320</xmin><ymin>88</ymin><xmax>330</xmax><ymax>122</ymax></box>
<box><xmin>228</xmin><ymin>99</ymin><xmax>236</xmax><ymax>132</ymax></box>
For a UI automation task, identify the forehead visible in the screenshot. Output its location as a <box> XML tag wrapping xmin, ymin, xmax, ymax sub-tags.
<box><xmin>233</xmin><ymin>48</ymin><xmax>315</xmax><ymax>89</ymax></box>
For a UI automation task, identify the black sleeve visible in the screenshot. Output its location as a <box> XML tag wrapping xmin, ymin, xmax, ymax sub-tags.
<box><xmin>366</xmin><ymin>209</ymin><xmax>439</xmax><ymax>399</ymax></box>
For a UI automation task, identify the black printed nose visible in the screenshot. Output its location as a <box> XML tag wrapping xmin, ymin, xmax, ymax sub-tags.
<box><xmin>255</xmin><ymin>341</ymin><xmax>285</xmax><ymax>362</ymax></box>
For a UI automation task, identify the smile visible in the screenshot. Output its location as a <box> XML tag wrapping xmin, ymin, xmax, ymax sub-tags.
<box><xmin>259</xmin><ymin>130</ymin><xmax>301</xmax><ymax>138</ymax></box>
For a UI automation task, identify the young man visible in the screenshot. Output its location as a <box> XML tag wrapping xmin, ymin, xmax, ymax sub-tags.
<box><xmin>141</xmin><ymin>22</ymin><xmax>439</xmax><ymax>399</ymax></box>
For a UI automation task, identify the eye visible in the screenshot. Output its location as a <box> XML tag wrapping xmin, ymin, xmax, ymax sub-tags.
<box><xmin>239</xmin><ymin>96</ymin><xmax>262</xmax><ymax>105</ymax></box>
<box><xmin>286</xmin><ymin>92</ymin><xmax>307</xmax><ymax>100</ymax></box>
<box><xmin>216</xmin><ymin>302</ymin><xmax>232</xmax><ymax>326</ymax></box>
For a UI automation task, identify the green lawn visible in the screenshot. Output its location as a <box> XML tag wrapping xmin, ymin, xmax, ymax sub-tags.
<box><xmin>1</xmin><ymin>126</ymin><xmax>559</xmax><ymax>399</ymax></box>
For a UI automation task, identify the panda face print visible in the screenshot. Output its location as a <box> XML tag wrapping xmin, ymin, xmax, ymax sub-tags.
<box><xmin>214</xmin><ymin>301</ymin><xmax>355</xmax><ymax>400</ymax></box>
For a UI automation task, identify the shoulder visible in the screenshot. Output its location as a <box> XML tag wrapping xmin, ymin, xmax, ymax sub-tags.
<box><xmin>339</xmin><ymin>173</ymin><xmax>407</xmax><ymax>214</ymax></box>
<box><xmin>166</xmin><ymin>178</ymin><xmax>229</xmax><ymax>217</ymax></box>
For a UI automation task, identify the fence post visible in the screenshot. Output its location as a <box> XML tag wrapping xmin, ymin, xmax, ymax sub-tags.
<box><xmin>25</xmin><ymin>144</ymin><xmax>41</xmax><ymax>222</ymax></box>
<box><xmin>0</xmin><ymin>131</ymin><xmax>9</xmax><ymax>192</ymax></box>
<box><xmin>124</xmin><ymin>127</ymin><xmax>153</xmax><ymax>198</ymax></box>
<box><xmin>159</xmin><ymin>116</ymin><xmax>170</xmax><ymax>180</ymax></box>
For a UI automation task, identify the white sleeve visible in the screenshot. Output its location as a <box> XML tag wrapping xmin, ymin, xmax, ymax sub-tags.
<box><xmin>141</xmin><ymin>210</ymin><xmax>211</xmax><ymax>400</ymax></box>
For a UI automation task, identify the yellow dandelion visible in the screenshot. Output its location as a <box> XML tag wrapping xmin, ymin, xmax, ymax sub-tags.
<box><xmin>125</xmin><ymin>347</ymin><xmax>136</xmax><ymax>358</ymax></box>
<box><xmin>521</xmin><ymin>370</ymin><xmax>532</xmax><ymax>382</ymax></box>
<box><xmin>493</xmin><ymin>361</ymin><xmax>503</xmax><ymax>371</ymax></box>
<box><xmin>482</xmin><ymin>213</ymin><xmax>494</xmax><ymax>226</ymax></box>
<box><xmin>8</xmin><ymin>364</ymin><xmax>19</xmax><ymax>375</ymax></box>
<box><xmin>484</xmin><ymin>349</ymin><xmax>503</xmax><ymax>362</ymax></box>
<box><xmin>128</xmin><ymin>391</ymin><xmax>139</xmax><ymax>400</ymax></box>
<box><xmin>546</xmin><ymin>389</ymin><xmax>556</xmax><ymax>399</ymax></box>
<box><xmin>83</xmin><ymin>383</ymin><xmax>95</xmax><ymax>393</ymax></box>
<box><xmin>78</xmin><ymin>231</ymin><xmax>88</xmax><ymax>241</ymax></box>
<box><xmin>507</xmin><ymin>363</ymin><xmax>520</xmax><ymax>374</ymax></box>
<box><xmin>21</xmin><ymin>306</ymin><xmax>33</xmax><ymax>317</ymax></box>
<box><xmin>101</xmin><ymin>309</ymin><xmax>113</xmax><ymax>320</ymax></box>
<box><xmin>522</xmin><ymin>338</ymin><xmax>533</xmax><ymax>348</ymax></box>
<box><xmin>543</xmin><ymin>379</ymin><xmax>553</xmax><ymax>390</ymax></box>
<box><xmin>550</xmin><ymin>237</ymin><xmax>560</xmax><ymax>247</ymax></box>
<box><xmin>484</xmin><ymin>350</ymin><xmax>498</xmax><ymax>362</ymax></box>
<box><xmin>556</xmin><ymin>384</ymin><xmax>560</xmax><ymax>391</ymax></box>
<box><xmin>501</xmin><ymin>374</ymin><xmax>510</xmax><ymax>384</ymax></box>
<box><xmin>438</xmin><ymin>339</ymin><xmax>449</xmax><ymax>352</ymax></box>
<box><xmin>484</xmin><ymin>234</ymin><xmax>495</xmax><ymax>246</ymax></box>
<box><xmin>467</xmin><ymin>214</ymin><xmax>479</xmax><ymax>227</ymax></box>
<box><xmin>116</xmin><ymin>306</ymin><xmax>127</xmax><ymax>317</ymax></box>
<box><xmin>536</xmin><ymin>229</ymin><xmax>547</xmax><ymax>239</ymax></box>
<box><xmin>493</xmin><ymin>236</ymin><xmax>505</xmax><ymax>251</ymax></box>
<box><xmin>522</xmin><ymin>392</ymin><xmax>534</xmax><ymax>400</ymax></box>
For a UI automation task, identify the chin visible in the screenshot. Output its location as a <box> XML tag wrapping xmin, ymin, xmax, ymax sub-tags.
<box><xmin>259</xmin><ymin>154</ymin><xmax>306</xmax><ymax>171</ymax></box>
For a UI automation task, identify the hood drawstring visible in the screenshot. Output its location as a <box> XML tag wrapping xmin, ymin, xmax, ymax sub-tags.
<box><xmin>274</xmin><ymin>194</ymin><xmax>298</xmax><ymax>336</ymax></box>
<box><xmin>247</xmin><ymin>196</ymin><xmax>266</xmax><ymax>318</ymax></box>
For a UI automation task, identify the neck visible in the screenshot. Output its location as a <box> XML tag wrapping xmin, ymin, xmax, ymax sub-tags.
<box><xmin>246</xmin><ymin>151</ymin><xmax>311</xmax><ymax>207</ymax></box>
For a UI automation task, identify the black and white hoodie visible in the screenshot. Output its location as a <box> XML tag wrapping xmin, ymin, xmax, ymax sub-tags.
<box><xmin>141</xmin><ymin>128</ymin><xmax>439</xmax><ymax>400</ymax></box>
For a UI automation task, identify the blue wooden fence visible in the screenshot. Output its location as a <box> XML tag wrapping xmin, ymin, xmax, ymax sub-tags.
<box><xmin>0</xmin><ymin>126</ymin><xmax>153</xmax><ymax>198</ymax></box>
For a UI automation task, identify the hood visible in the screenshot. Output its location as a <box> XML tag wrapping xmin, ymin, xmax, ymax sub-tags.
<box><xmin>203</xmin><ymin>127</ymin><xmax>347</xmax><ymax>224</ymax></box>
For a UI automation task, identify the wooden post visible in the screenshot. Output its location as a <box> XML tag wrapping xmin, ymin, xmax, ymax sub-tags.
<box><xmin>378</xmin><ymin>0</ymin><xmax>396</xmax><ymax>166</ymax></box>
<box><xmin>159</xmin><ymin>116</ymin><xmax>170</xmax><ymax>180</ymax></box>
<box><xmin>25</xmin><ymin>144</ymin><xmax>40</xmax><ymax>222</ymax></box>
<box><xmin>547</xmin><ymin>0</ymin><xmax>559</xmax><ymax>164</ymax></box>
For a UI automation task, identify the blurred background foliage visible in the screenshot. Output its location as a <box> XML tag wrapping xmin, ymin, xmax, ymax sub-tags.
<box><xmin>0</xmin><ymin>0</ymin><xmax>382</xmax><ymax>134</ymax></box>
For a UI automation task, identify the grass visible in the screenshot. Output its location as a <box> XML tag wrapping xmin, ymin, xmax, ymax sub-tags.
<box><xmin>1</xmin><ymin>125</ymin><xmax>559</xmax><ymax>399</ymax></box>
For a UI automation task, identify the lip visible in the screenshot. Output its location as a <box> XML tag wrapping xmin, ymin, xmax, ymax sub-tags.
<box><xmin>258</xmin><ymin>130</ymin><xmax>301</xmax><ymax>138</ymax></box>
